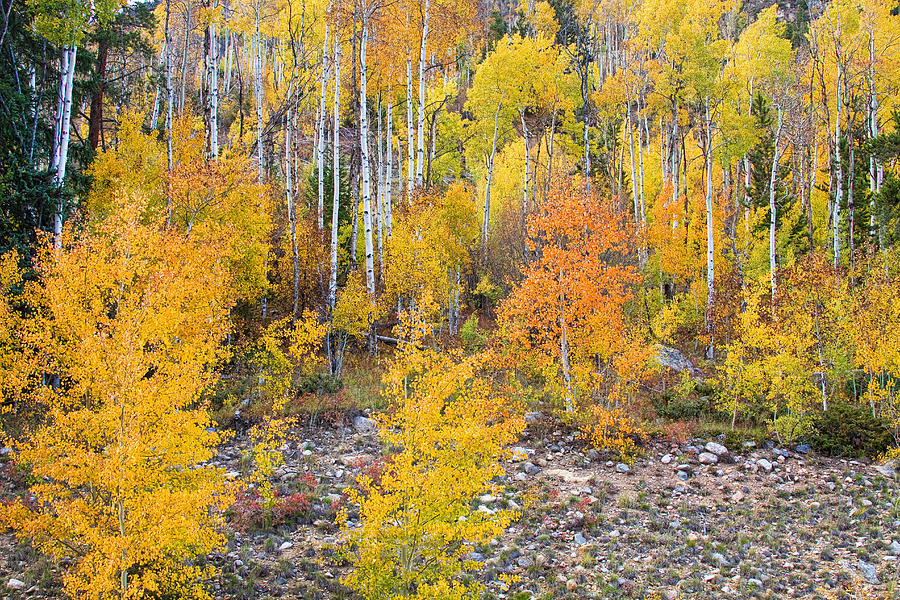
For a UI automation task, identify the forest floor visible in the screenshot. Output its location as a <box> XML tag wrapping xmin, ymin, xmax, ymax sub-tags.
<box><xmin>1</xmin><ymin>412</ymin><xmax>899</xmax><ymax>600</ymax></box>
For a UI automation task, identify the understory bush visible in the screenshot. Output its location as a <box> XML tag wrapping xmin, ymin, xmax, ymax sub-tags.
<box><xmin>810</xmin><ymin>403</ymin><xmax>894</xmax><ymax>459</ymax></box>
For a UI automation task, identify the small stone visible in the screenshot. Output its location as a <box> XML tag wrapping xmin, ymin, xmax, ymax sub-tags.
<box><xmin>858</xmin><ymin>559</ymin><xmax>879</xmax><ymax>584</ymax></box>
<box><xmin>352</xmin><ymin>415</ymin><xmax>376</xmax><ymax>433</ymax></box>
<box><xmin>609</xmin><ymin>529</ymin><xmax>621</xmax><ymax>538</ymax></box>
<box><xmin>874</xmin><ymin>461</ymin><xmax>897</xmax><ymax>479</ymax></box>
<box><xmin>742</xmin><ymin>441</ymin><xmax>757</xmax><ymax>448</ymax></box>
<box><xmin>757</xmin><ymin>458</ymin><xmax>773</xmax><ymax>472</ymax></box>
<box><xmin>566</xmin><ymin>579</ymin><xmax>577</xmax><ymax>591</ymax></box>
<box><xmin>748</xmin><ymin>578</ymin><xmax>763</xmax><ymax>587</ymax></box>
<box><xmin>339</xmin><ymin>453</ymin><xmax>375</xmax><ymax>467</ymax></box>
<box><xmin>514</xmin><ymin>472</ymin><xmax>527</xmax><ymax>482</ymax></box>
<box><xmin>794</xmin><ymin>444</ymin><xmax>811</xmax><ymax>454</ymax></box>
<box><xmin>279</xmin><ymin>541</ymin><xmax>293</xmax><ymax>551</ymax></box>
<box><xmin>698</xmin><ymin>452</ymin><xmax>718</xmax><ymax>465</ymax></box>
<box><xmin>574</xmin><ymin>533</ymin><xmax>587</xmax><ymax>545</ymax></box>
<box><xmin>711</xmin><ymin>552</ymin><xmax>729</xmax><ymax>567</ymax></box>
<box><xmin>6</xmin><ymin>580</ymin><xmax>25</xmax><ymax>591</ymax></box>
<box><xmin>661</xmin><ymin>454</ymin><xmax>673</xmax><ymax>464</ymax></box>
<box><xmin>517</xmin><ymin>555</ymin><xmax>534</xmax><ymax>568</ymax></box>
<box><xmin>616</xmin><ymin>463</ymin><xmax>630</xmax><ymax>474</ymax></box>
<box><xmin>889</xmin><ymin>540</ymin><xmax>900</xmax><ymax>555</ymax></box>
<box><xmin>731</xmin><ymin>490</ymin><xmax>746</xmax><ymax>502</ymax></box>
<box><xmin>705</xmin><ymin>441</ymin><xmax>728</xmax><ymax>456</ymax></box>
<box><xmin>677</xmin><ymin>470</ymin><xmax>690</xmax><ymax>480</ymax></box>
<box><xmin>524</xmin><ymin>411</ymin><xmax>544</xmax><ymax>424</ymax></box>
<box><xmin>524</xmin><ymin>462</ymin><xmax>541</xmax><ymax>475</ymax></box>
<box><xmin>535</xmin><ymin>553</ymin><xmax>548</xmax><ymax>567</ymax></box>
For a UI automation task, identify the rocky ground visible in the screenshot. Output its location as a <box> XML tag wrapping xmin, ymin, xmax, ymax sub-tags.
<box><xmin>1</xmin><ymin>412</ymin><xmax>899</xmax><ymax>600</ymax></box>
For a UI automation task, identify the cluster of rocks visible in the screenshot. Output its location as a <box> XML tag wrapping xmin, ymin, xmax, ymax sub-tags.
<box><xmin>2</xmin><ymin>414</ymin><xmax>899</xmax><ymax>600</ymax></box>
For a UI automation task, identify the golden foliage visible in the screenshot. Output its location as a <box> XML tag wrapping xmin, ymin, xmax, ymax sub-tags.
<box><xmin>0</xmin><ymin>197</ymin><xmax>233</xmax><ymax>599</ymax></box>
<box><xmin>339</xmin><ymin>340</ymin><xmax>523</xmax><ymax>600</ymax></box>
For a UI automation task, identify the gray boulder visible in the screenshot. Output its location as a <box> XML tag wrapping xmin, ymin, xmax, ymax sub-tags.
<box><xmin>654</xmin><ymin>345</ymin><xmax>702</xmax><ymax>377</ymax></box>
<box><xmin>353</xmin><ymin>415</ymin><xmax>376</xmax><ymax>433</ymax></box>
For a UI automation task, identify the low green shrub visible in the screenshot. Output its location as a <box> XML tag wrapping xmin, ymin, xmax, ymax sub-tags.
<box><xmin>460</xmin><ymin>313</ymin><xmax>486</xmax><ymax>353</ymax></box>
<box><xmin>810</xmin><ymin>402</ymin><xmax>894</xmax><ymax>459</ymax></box>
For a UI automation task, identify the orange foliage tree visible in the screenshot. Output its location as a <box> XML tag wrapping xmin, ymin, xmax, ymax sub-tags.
<box><xmin>498</xmin><ymin>179</ymin><xmax>647</xmax><ymax>417</ymax></box>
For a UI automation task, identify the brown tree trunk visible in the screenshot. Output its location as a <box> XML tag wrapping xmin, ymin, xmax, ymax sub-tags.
<box><xmin>88</xmin><ymin>38</ymin><xmax>109</xmax><ymax>152</ymax></box>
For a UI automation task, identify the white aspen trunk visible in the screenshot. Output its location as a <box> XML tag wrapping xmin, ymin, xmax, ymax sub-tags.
<box><xmin>286</xmin><ymin>111</ymin><xmax>299</xmax><ymax>319</ymax></box>
<box><xmin>385</xmin><ymin>99</ymin><xmax>393</xmax><ymax>238</ymax></box>
<box><xmin>51</xmin><ymin>45</ymin><xmax>77</xmax><ymax>246</ymax></box>
<box><xmin>545</xmin><ymin>106</ymin><xmax>557</xmax><ymax>201</ymax></box>
<box><xmin>521</xmin><ymin>110</ymin><xmax>530</xmax><ymax>221</ymax></box>
<box><xmin>179</xmin><ymin>1</ymin><xmax>191</xmax><ymax>113</ymax></box>
<box><xmin>224</xmin><ymin>32</ymin><xmax>233</xmax><ymax>97</ymax></box>
<box><xmin>151</xmin><ymin>46</ymin><xmax>163</xmax><ymax>130</ymax></box>
<box><xmin>428</xmin><ymin>107</ymin><xmax>437</xmax><ymax>183</ymax></box>
<box><xmin>482</xmin><ymin>102</ymin><xmax>501</xmax><ymax>251</ymax></box>
<box><xmin>360</xmin><ymin>18</ymin><xmax>375</xmax><ymax>296</ymax></box>
<box><xmin>415</xmin><ymin>0</ymin><xmax>429</xmax><ymax>186</ymax></box>
<box><xmin>583</xmin><ymin>107</ymin><xmax>590</xmax><ymax>191</ymax></box>
<box><xmin>560</xmin><ymin>307</ymin><xmax>574</xmax><ymax>413</ymax></box>
<box><xmin>671</xmin><ymin>102</ymin><xmax>679</xmax><ymax>211</ymax></box>
<box><xmin>868</xmin><ymin>33</ymin><xmax>880</xmax><ymax>239</ymax></box>
<box><xmin>317</xmin><ymin>25</ymin><xmax>329</xmax><ymax>231</ymax></box>
<box><xmin>704</xmin><ymin>96</ymin><xmax>715</xmax><ymax>356</ymax></box>
<box><xmin>660</xmin><ymin>114</ymin><xmax>666</xmax><ymax>182</ymax></box>
<box><xmin>165</xmin><ymin>0</ymin><xmax>174</xmax><ymax>225</ymax></box>
<box><xmin>406</xmin><ymin>51</ymin><xmax>414</xmax><ymax>203</ymax></box>
<box><xmin>329</xmin><ymin>38</ymin><xmax>341</xmax><ymax>310</ymax></box>
<box><xmin>627</xmin><ymin>106</ymin><xmax>639</xmax><ymax>224</ymax></box>
<box><xmin>206</xmin><ymin>19</ymin><xmax>219</xmax><ymax>159</ymax></box>
<box><xmin>637</xmin><ymin>105</ymin><xmax>646</xmax><ymax>226</ymax></box>
<box><xmin>376</xmin><ymin>95</ymin><xmax>384</xmax><ymax>276</ymax></box>
<box><xmin>255</xmin><ymin>1</ymin><xmax>264</xmax><ymax>184</ymax></box>
<box><xmin>833</xmin><ymin>67</ymin><xmax>843</xmax><ymax>267</ymax></box>
<box><xmin>770</xmin><ymin>106</ymin><xmax>784</xmax><ymax>302</ymax></box>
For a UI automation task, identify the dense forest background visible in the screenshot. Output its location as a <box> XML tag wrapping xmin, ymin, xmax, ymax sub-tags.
<box><xmin>1</xmin><ymin>0</ymin><xmax>900</xmax><ymax>597</ymax></box>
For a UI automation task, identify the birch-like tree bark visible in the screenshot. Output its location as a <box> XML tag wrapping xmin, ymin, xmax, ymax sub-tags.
<box><xmin>704</xmin><ymin>96</ymin><xmax>715</xmax><ymax>357</ymax></box>
<box><xmin>376</xmin><ymin>95</ymin><xmax>384</xmax><ymax>276</ymax></box>
<box><xmin>406</xmin><ymin>51</ymin><xmax>414</xmax><ymax>203</ymax></box>
<box><xmin>385</xmin><ymin>99</ymin><xmax>393</xmax><ymax>239</ymax></box>
<box><xmin>521</xmin><ymin>111</ymin><xmax>530</xmax><ymax>225</ymax></box>
<box><xmin>51</xmin><ymin>45</ymin><xmax>77</xmax><ymax>246</ymax></box>
<box><xmin>360</xmin><ymin>16</ymin><xmax>375</xmax><ymax>296</ymax></box>
<box><xmin>285</xmin><ymin>110</ymin><xmax>299</xmax><ymax>319</ymax></box>
<box><xmin>317</xmin><ymin>25</ymin><xmax>329</xmax><ymax>231</ymax></box>
<box><xmin>482</xmin><ymin>102</ymin><xmax>501</xmax><ymax>253</ymax></box>
<box><xmin>255</xmin><ymin>0</ymin><xmax>264</xmax><ymax>183</ymax></box>
<box><xmin>329</xmin><ymin>37</ymin><xmax>341</xmax><ymax>310</ymax></box>
<box><xmin>165</xmin><ymin>0</ymin><xmax>174</xmax><ymax>225</ymax></box>
<box><xmin>179</xmin><ymin>1</ymin><xmax>191</xmax><ymax>113</ymax></box>
<box><xmin>415</xmin><ymin>0</ymin><xmax>429</xmax><ymax>186</ymax></box>
<box><xmin>205</xmin><ymin>16</ymin><xmax>219</xmax><ymax>159</ymax></box>
<box><xmin>770</xmin><ymin>106</ymin><xmax>785</xmax><ymax>301</ymax></box>
<box><xmin>833</xmin><ymin>66</ymin><xmax>843</xmax><ymax>267</ymax></box>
